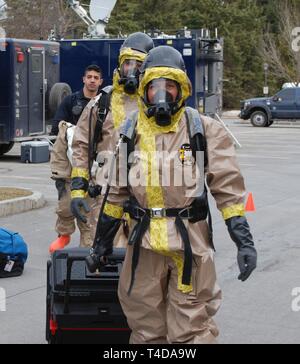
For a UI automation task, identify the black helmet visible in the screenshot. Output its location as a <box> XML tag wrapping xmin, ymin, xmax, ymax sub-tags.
<box><xmin>118</xmin><ymin>33</ymin><xmax>154</xmax><ymax>95</ymax></box>
<box><xmin>121</xmin><ymin>32</ymin><xmax>154</xmax><ymax>54</ymax></box>
<box><xmin>139</xmin><ymin>46</ymin><xmax>191</xmax><ymax>127</ymax></box>
<box><xmin>140</xmin><ymin>46</ymin><xmax>186</xmax><ymax>74</ymax></box>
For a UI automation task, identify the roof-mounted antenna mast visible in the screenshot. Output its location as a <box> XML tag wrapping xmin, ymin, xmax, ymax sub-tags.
<box><xmin>67</xmin><ymin>0</ymin><xmax>117</xmax><ymax>38</ymax></box>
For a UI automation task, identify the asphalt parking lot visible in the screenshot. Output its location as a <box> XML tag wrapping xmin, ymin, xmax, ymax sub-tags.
<box><xmin>0</xmin><ymin>118</ymin><xmax>300</xmax><ymax>344</ymax></box>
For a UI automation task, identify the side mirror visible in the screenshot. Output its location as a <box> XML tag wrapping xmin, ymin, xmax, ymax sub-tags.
<box><xmin>273</xmin><ymin>95</ymin><xmax>281</xmax><ymax>102</ymax></box>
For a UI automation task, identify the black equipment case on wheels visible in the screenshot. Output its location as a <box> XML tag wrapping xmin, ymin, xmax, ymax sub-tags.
<box><xmin>46</xmin><ymin>248</ymin><xmax>131</xmax><ymax>344</ymax></box>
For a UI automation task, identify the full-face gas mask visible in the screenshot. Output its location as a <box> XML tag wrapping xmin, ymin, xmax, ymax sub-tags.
<box><xmin>117</xmin><ymin>33</ymin><xmax>154</xmax><ymax>95</ymax></box>
<box><xmin>118</xmin><ymin>59</ymin><xmax>143</xmax><ymax>95</ymax></box>
<box><xmin>139</xmin><ymin>46</ymin><xmax>192</xmax><ymax>128</ymax></box>
<box><xmin>144</xmin><ymin>78</ymin><xmax>181</xmax><ymax>127</ymax></box>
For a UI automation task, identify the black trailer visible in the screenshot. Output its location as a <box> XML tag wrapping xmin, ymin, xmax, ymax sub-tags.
<box><xmin>0</xmin><ymin>38</ymin><xmax>71</xmax><ymax>156</ymax></box>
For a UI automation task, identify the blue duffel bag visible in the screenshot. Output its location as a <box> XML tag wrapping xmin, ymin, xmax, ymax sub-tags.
<box><xmin>0</xmin><ymin>228</ymin><xmax>28</xmax><ymax>278</ymax></box>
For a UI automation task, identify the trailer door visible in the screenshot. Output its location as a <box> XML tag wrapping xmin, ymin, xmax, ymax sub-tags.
<box><xmin>28</xmin><ymin>48</ymin><xmax>45</xmax><ymax>134</ymax></box>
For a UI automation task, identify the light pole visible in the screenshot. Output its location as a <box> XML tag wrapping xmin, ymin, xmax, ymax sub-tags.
<box><xmin>263</xmin><ymin>63</ymin><xmax>269</xmax><ymax>96</ymax></box>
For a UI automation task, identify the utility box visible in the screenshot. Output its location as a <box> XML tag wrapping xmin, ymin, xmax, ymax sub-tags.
<box><xmin>21</xmin><ymin>141</ymin><xmax>49</xmax><ymax>163</ymax></box>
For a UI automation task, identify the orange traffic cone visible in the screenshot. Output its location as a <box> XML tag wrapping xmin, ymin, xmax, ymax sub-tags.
<box><xmin>245</xmin><ymin>192</ymin><xmax>256</xmax><ymax>212</ymax></box>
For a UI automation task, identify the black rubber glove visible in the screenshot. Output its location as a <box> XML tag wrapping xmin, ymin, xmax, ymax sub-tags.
<box><xmin>86</xmin><ymin>213</ymin><xmax>122</xmax><ymax>273</ymax></box>
<box><xmin>225</xmin><ymin>216</ymin><xmax>257</xmax><ymax>282</ymax></box>
<box><xmin>55</xmin><ymin>179</ymin><xmax>66</xmax><ymax>200</ymax></box>
<box><xmin>94</xmin><ymin>213</ymin><xmax>122</xmax><ymax>257</ymax></box>
<box><xmin>71</xmin><ymin>198</ymin><xmax>90</xmax><ymax>223</ymax></box>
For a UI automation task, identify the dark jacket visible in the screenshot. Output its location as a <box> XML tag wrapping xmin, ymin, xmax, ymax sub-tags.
<box><xmin>51</xmin><ymin>89</ymin><xmax>92</xmax><ymax>136</ymax></box>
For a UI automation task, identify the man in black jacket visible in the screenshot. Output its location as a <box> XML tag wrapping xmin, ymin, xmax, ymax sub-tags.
<box><xmin>49</xmin><ymin>65</ymin><xmax>103</xmax><ymax>253</ymax></box>
<box><xmin>51</xmin><ymin>65</ymin><xmax>103</xmax><ymax>135</ymax></box>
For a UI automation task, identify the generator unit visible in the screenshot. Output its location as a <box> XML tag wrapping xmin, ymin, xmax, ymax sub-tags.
<box><xmin>59</xmin><ymin>29</ymin><xmax>223</xmax><ymax>116</ymax></box>
<box><xmin>0</xmin><ymin>38</ymin><xmax>71</xmax><ymax>156</ymax></box>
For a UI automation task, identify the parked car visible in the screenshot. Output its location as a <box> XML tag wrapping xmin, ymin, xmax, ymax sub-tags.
<box><xmin>240</xmin><ymin>87</ymin><xmax>300</xmax><ymax>127</ymax></box>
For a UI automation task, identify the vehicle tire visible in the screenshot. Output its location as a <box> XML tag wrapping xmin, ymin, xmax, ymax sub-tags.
<box><xmin>250</xmin><ymin>111</ymin><xmax>268</xmax><ymax>127</ymax></box>
<box><xmin>0</xmin><ymin>142</ymin><xmax>14</xmax><ymax>156</ymax></box>
<box><xmin>48</xmin><ymin>83</ymin><xmax>72</xmax><ymax>118</ymax></box>
<box><xmin>266</xmin><ymin>120</ymin><xmax>274</xmax><ymax>127</ymax></box>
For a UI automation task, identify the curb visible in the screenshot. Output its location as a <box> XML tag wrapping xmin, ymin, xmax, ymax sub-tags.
<box><xmin>0</xmin><ymin>190</ymin><xmax>46</xmax><ymax>218</ymax></box>
<box><xmin>221</xmin><ymin>110</ymin><xmax>240</xmax><ymax>119</ymax></box>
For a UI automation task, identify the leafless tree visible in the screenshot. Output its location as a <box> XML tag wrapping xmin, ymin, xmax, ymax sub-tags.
<box><xmin>261</xmin><ymin>1</ymin><xmax>300</xmax><ymax>83</ymax></box>
<box><xmin>3</xmin><ymin>0</ymin><xmax>86</xmax><ymax>40</ymax></box>
<box><xmin>0</xmin><ymin>1</ymin><xmax>7</xmax><ymax>21</ymax></box>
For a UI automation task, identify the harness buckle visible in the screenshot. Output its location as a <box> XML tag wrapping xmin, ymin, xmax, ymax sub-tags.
<box><xmin>132</xmin><ymin>206</ymin><xmax>146</xmax><ymax>219</ymax></box>
<box><xmin>150</xmin><ymin>208</ymin><xmax>166</xmax><ymax>219</ymax></box>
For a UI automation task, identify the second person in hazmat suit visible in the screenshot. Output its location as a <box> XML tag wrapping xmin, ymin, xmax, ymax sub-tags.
<box><xmin>49</xmin><ymin>65</ymin><xmax>103</xmax><ymax>253</ymax></box>
<box><xmin>87</xmin><ymin>46</ymin><xmax>258</xmax><ymax>344</ymax></box>
<box><xmin>69</xmin><ymin>32</ymin><xmax>154</xmax><ymax>242</ymax></box>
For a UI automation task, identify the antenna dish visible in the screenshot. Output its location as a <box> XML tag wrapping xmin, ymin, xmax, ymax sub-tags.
<box><xmin>89</xmin><ymin>0</ymin><xmax>117</xmax><ymax>23</ymax></box>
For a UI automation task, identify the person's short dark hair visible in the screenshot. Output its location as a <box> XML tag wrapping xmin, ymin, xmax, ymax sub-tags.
<box><xmin>84</xmin><ymin>65</ymin><xmax>102</xmax><ymax>77</ymax></box>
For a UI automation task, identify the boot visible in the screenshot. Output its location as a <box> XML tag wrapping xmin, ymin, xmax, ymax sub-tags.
<box><xmin>49</xmin><ymin>235</ymin><xmax>71</xmax><ymax>254</ymax></box>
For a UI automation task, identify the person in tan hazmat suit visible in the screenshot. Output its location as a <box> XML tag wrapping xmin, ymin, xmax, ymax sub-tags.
<box><xmin>49</xmin><ymin>65</ymin><xmax>103</xmax><ymax>253</ymax></box>
<box><xmin>86</xmin><ymin>46</ymin><xmax>258</xmax><ymax>344</ymax></box>
<box><xmin>70</xmin><ymin>33</ymin><xmax>154</xmax><ymax>244</ymax></box>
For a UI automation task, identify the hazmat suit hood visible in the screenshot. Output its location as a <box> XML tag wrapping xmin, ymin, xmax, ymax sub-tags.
<box><xmin>116</xmin><ymin>47</ymin><xmax>149</xmax><ymax>96</ymax></box>
<box><xmin>138</xmin><ymin>66</ymin><xmax>192</xmax><ymax>134</ymax></box>
<box><xmin>137</xmin><ymin>46</ymin><xmax>192</xmax><ymax>133</ymax></box>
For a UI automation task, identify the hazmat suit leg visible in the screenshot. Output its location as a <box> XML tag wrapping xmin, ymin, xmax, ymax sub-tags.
<box><xmin>166</xmin><ymin>252</ymin><xmax>222</xmax><ymax>344</ymax></box>
<box><xmin>77</xmin><ymin>193</ymin><xmax>93</xmax><ymax>248</ymax></box>
<box><xmin>55</xmin><ymin>182</ymin><xmax>92</xmax><ymax>247</ymax></box>
<box><xmin>55</xmin><ymin>181</ymin><xmax>76</xmax><ymax>236</ymax></box>
<box><xmin>77</xmin><ymin>218</ymin><xmax>93</xmax><ymax>248</ymax></box>
<box><xmin>118</xmin><ymin>247</ymin><xmax>221</xmax><ymax>344</ymax></box>
<box><xmin>118</xmin><ymin>246</ymin><xmax>169</xmax><ymax>344</ymax></box>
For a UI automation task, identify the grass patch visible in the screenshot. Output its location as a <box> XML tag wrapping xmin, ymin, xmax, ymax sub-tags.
<box><xmin>0</xmin><ymin>187</ymin><xmax>33</xmax><ymax>201</ymax></box>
